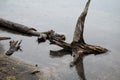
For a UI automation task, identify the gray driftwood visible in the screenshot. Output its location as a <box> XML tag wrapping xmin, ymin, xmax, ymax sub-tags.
<box><xmin>0</xmin><ymin>18</ymin><xmax>65</xmax><ymax>43</ymax></box>
<box><xmin>50</xmin><ymin>0</ymin><xmax>108</xmax><ymax>67</ymax></box>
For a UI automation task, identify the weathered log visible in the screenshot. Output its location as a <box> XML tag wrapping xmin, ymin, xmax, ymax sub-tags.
<box><xmin>0</xmin><ymin>18</ymin><xmax>65</xmax><ymax>43</ymax></box>
<box><xmin>0</xmin><ymin>37</ymin><xmax>11</xmax><ymax>40</ymax></box>
<box><xmin>5</xmin><ymin>40</ymin><xmax>22</xmax><ymax>56</ymax></box>
<box><xmin>0</xmin><ymin>18</ymin><xmax>38</xmax><ymax>36</ymax></box>
<box><xmin>50</xmin><ymin>0</ymin><xmax>108</xmax><ymax>66</ymax></box>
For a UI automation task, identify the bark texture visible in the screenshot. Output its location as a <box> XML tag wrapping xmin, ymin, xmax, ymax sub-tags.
<box><xmin>50</xmin><ymin>0</ymin><xmax>108</xmax><ymax>66</ymax></box>
<box><xmin>0</xmin><ymin>18</ymin><xmax>65</xmax><ymax>43</ymax></box>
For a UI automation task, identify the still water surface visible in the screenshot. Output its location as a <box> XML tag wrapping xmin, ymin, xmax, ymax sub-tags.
<box><xmin>0</xmin><ymin>0</ymin><xmax>120</xmax><ymax>80</ymax></box>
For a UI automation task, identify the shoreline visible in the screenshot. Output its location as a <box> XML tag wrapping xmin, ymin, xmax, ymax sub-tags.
<box><xmin>0</xmin><ymin>54</ymin><xmax>41</xmax><ymax>80</ymax></box>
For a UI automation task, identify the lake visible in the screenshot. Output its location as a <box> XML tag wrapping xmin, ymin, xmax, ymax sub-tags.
<box><xmin>0</xmin><ymin>0</ymin><xmax>120</xmax><ymax>80</ymax></box>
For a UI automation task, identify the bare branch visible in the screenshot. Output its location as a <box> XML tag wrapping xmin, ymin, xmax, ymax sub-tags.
<box><xmin>6</xmin><ymin>40</ymin><xmax>22</xmax><ymax>56</ymax></box>
<box><xmin>73</xmin><ymin>0</ymin><xmax>91</xmax><ymax>43</ymax></box>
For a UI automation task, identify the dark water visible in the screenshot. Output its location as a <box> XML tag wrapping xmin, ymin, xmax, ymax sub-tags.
<box><xmin>0</xmin><ymin>0</ymin><xmax>120</xmax><ymax>80</ymax></box>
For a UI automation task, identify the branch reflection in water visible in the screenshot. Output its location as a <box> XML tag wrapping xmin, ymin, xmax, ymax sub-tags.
<box><xmin>50</xmin><ymin>49</ymin><xmax>106</xmax><ymax>80</ymax></box>
<box><xmin>50</xmin><ymin>49</ymin><xmax>86</xmax><ymax>80</ymax></box>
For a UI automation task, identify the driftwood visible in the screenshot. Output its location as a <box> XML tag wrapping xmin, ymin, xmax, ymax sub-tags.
<box><xmin>0</xmin><ymin>18</ymin><xmax>65</xmax><ymax>43</ymax></box>
<box><xmin>1</xmin><ymin>0</ymin><xmax>107</xmax><ymax>67</ymax></box>
<box><xmin>0</xmin><ymin>37</ymin><xmax>11</xmax><ymax>40</ymax></box>
<box><xmin>5</xmin><ymin>40</ymin><xmax>22</xmax><ymax>56</ymax></box>
<box><xmin>37</xmin><ymin>30</ymin><xmax>65</xmax><ymax>43</ymax></box>
<box><xmin>50</xmin><ymin>0</ymin><xmax>108</xmax><ymax>67</ymax></box>
<box><xmin>0</xmin><ymin>18</ymin><xmax>37</xmax><ymax>35</ymax></box>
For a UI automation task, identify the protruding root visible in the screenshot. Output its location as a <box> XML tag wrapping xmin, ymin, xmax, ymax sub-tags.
<box><xmin>6</xmin><ymin>40</ymin><xmax>22</xmax><ymax>56</ymax></box>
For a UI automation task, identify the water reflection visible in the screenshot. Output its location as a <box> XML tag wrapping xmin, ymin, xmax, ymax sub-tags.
<box><xmin>50</xmin><ymin>48</ymin><xmax>106</xmax><ymax>80</ymax></box>
<box><xmin>50</xmin><ymin>49</ymin><xmax>71</xmax><ymax>58</ymax></box>
<box><xmin>75</xmin><ymin>57</ymin><xmax>86</xmax><ymax>80</ymax></box>
<box><xmin>50</xmin><ymin>49</ymin><xmax>86</xmax><ymax>80</ymax></box>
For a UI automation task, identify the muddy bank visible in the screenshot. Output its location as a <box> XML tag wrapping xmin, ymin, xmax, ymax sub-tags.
<box><xmin>0</xmin><ymin>54</ymin><xmax>41</xmax><ymax>80</ymax></box>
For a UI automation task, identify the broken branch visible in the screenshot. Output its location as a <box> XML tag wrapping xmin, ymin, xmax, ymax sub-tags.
<box><xmin>5</xmin><ymin>40</ymin><xmax>22</xmax><ymax>56</ymax></box>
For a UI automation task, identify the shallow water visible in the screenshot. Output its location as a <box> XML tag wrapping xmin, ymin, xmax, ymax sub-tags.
<box><xmin>0</xmin><ymin>0</ymin><xmax>120</xmax><ymax>80</ymax></box>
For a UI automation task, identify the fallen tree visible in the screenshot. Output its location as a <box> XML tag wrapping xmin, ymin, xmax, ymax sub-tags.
<box><xmin>0</xmin><ymin>18</ymin><xmax>65</xmax><ymax>43</ymax></box>
<box><xmin>50</xmin><ymin>0</ymin><xmax>108</xmax><ymax>67</ymax></box>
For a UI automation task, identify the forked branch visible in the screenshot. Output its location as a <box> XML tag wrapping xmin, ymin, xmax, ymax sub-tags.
<box><xmin>50</xmin><ymin>0</ymin><xmax>108</xmax><ymax>67</ymax></box>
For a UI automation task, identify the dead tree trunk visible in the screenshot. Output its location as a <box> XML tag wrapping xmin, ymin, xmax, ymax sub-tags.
<box><xmin>0</xmin><ymin>18</ymin><xmax>65</xmax><ymax>43</ymax></box>
<box><xmin>50</xmin><ymin>0</ymin><xmax>108</xmax><ymax>66</ymax></box>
